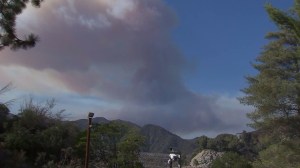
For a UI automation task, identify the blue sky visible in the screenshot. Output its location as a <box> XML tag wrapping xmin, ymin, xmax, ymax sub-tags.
<box><xmin>168</xmin><ymin>0</ymin><xmax>293</xmax><ymax>94</ymax></box>
<box><xmin>0</xmin><ymin>0</ymin><xmax>295</xmax><ymax>138</ymax></box>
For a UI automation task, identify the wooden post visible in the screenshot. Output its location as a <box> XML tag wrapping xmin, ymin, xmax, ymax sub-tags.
<box><xmin>84</xmin><ymin>112</ymin><xmax>94</xmax><ymax>168</ymax></box>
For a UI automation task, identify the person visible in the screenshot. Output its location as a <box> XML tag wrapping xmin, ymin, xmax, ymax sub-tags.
<box><xmin>168</xmin><ymin>148</ymin><xmax>181</xmax><ymax>168</ymax></box>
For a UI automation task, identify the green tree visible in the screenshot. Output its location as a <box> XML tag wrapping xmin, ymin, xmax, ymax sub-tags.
<box><xmin>197</xmin><ymin>136</ymin><xmax>209</xmax><ymax>151</ymax></box>
<box><xmin>117</xmin><ymin>133</ymin><xmax>144</xmax><ymax>168</ymax></box>
<box><xmin>3</xmin><ymin>98</ymin><xmax>78</xmax><ymax>167</ymax></box>
<box><xmin>0</xmin><ymin>0</ymin><xmax>44</xmax><ymax>50</ymax></box>
<box><xmin>213</xmin><ymin>134</ymin><xmax>240</xmax><ymax>152</ymax></box>
<box><xmin>91</xmin><ymin>123</ymin><xmax>121</xmax><ymax>166</ymax></box>
<box><xmin>239</xmin><ymin>0</ymin><xmax>300</xmax><ymax>130</ymax></box>
<box><xmin>76</xmin><ymin>122</ymin><xmax>144</xmax><ymax>168</ymax></box>
<box><xmin>252</xmin><ymin>139</ymin><xmax>300</xmax><ymax>168</ymax></box>
<box><xmin>200</xmin><ymin>134</ymin><xmax>240</xmax><ymax>152</ymax></box>
<box><xmin>265</xmin><ymin>0</ymin><xmax>300</xmax><ymax>40</ymax></box>
<box><xmin>211</xmin><ymin>152</ymin><xmax>252</xmax><ymax>168</ymax></box>
<box><xmin>239</xmin><ymin>0</ymin><xmax>300</xmax><ymax>166</ymax></box>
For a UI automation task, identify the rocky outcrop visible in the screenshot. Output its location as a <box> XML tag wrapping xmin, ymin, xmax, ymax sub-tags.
<box><xmin>190</xmin><ymin>149</ymin><xmax>224</xmax><ymax>168</ymax></box>
<box><xmin>139</xmin><ymin>150</ymin><xmax>223</xmax><ymax>168</ymax></box>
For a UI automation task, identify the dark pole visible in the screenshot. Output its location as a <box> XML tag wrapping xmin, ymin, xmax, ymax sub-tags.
<box><xmin>84</xmin><ymin>112</ymin><xmax>94</xmax><ymax>168</ymax></box>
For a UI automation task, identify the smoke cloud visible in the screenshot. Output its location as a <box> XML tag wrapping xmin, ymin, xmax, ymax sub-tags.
<box><xmin>0</xmin><ymin>0</ymin><xmax>250</xmax><ymax>138</ymax></box>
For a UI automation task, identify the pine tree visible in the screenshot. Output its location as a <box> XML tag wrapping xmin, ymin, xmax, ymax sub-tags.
<box><xmin>240</xmin><ymin>0</ymin><xmax>300</xmax><ymax>129</ymax></box>
<box><xmin>265</xmin><ymin>0</ymin><xmax>300</xmax><ymax>40</ymax></box>
<box><xmin>0</xmin><ymin>0</ymin><xmax>43</xmax><ymax>51</ymax></box>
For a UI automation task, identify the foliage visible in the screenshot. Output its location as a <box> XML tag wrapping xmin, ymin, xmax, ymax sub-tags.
<box><xmin>240</xmin><ymin>0</ymin><xmax>300</xmax><ymax>130</ymax></box>
<box><xmin>196</xmin><ymin>134</ymin><xmax>241</xmax><ymax>152</ymax></box>
<box><xmin>117</xmin><ymin>133</ymin><xmax>144</xmax><ymax>168</ymax></box>
<box><xmin>1</xmin><ymin>98</ymin><xmax>79</xmax><ymax>167</ymax></box>
<box><xmin>239</xmin><ymin>0</ymin><xmax>300</xmax><ymax>167</ymax></box>
<box><xmin>76</xmin><ymin>122</ymin><xmax>145</xmax><ymax>168</ymax></box>
<box><xmin>0</xmin><ymin>149</ymin><xmax>28</xmax><ymax>168</ymax></box>
<box><xmin>0</xmin><ymin>0</ymin><xmax>43</xmax><ymax>50</ymax></box>
<box><xmin>197</xmin><ymin>135</ymin><xmax>209</xmax><ymax>151</ymax></box>
<box><xmin>265</xmin><ymin>0</ymin><xmax>300</xmax><ymax>40</ymax></box>
<box><xmin>193</xmin><ymin>133</ymin><xmax>264</xmax><ymax>167</ymax></box>
<box><xmin>252</xmin><ymin>139</ymin><xmax>300</xmax><ymax>168</ymax></box>
<box><xmin>211</xmin><ymin>152</ymin><xmax>252</xmax><ymax>168</ymax></box>
<box><xmin>91</xmin><ymin>123</ymin><xmax>121</xmax><ymax>166</ymax></box>
<box><xmin>211</xmin><ymin>134</ymin><xmax>240</xmax><ymax>152</ymax></box>
<box><xmin>0</xmin><ymin>103</ymin><xmax>10</xmax><ymax>134</ymax></box>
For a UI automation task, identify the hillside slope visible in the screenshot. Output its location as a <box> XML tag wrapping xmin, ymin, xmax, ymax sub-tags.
<box><xmin>72</xmin><ymin>117</ymin><xmax>197</xmax><ymax>156</ymax></box>
<box><xmin>140</xmin><ymin>124</ymin><xmax>197</xmax><ymax>155</ymax></box>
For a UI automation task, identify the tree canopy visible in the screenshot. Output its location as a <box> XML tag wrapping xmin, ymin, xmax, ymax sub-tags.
<box><xmin>0</xmin><ymin>0</ymin><xmax>43</xmax><ymax>50</ymax></box>
<box><xmin>240</xmin><ymin>0</ymin><xmax>300</xmax><ymax>130</ymax></box>
<box><xmin>240</xmin><ymin>1</ymin><xmax>300</xmax><ymax>167</ymax></box>
<box><xmin>76</xmin><ymin>122</ymin><xmax>144</xmax><ymax>168</ymax></box>
<box><xmin>1</xmin><ymin>99</ymin><xmax>79</xmax><ymax>167</ymax></box>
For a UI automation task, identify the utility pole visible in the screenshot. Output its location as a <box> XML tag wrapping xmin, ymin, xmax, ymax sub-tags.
<box><xmin>84</xmin><ymin>112</ymin><xmax>94</xmax><ymax>168</ymax></box>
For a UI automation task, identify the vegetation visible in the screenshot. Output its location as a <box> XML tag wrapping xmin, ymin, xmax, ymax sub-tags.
<box><xmin>0</xmin><ymin>0</ymin><xmax>43</xmax><ymax>50</ymax></box>
<box><xmin>193</xmin><ymin>1</ymin><xmax>300</xmax><ymax>167</ymax></box>
<box><xmin>76</xmin><ymin>122</ymin><xmax>144</xmax><ymax>168</ymax></box>
<box><xmin>211</xmin><ymin>152</ymin><xmax>252</xmax><ymax>168</ymax></box>
<box><xmin>239</xmin><ymin>0</ymin><xmax>300</xmax><ymax>167</ymax></box>
<box><xmin>240</xmin><ymin>3</ymin><xmax>300</xmax><ymax>130</ymax></box>
<box><xmin>194</xmin><ymin>132</ymin><xmax>259</xmax><ymax>162</ymax></box>
<box><xmin>0</xmin><ymin>93</ymin><xmax>145</xmax><ymax>167</ymax></box>
<box><xmin>0</xmin><ymin>98</ymin><xmax>80</xmax><ymax>167</ymax></box>
<box><xmin>196</xmin><ymin>134</ymin><xmax>240</xmax><ymax>152</ymax></box>
<box><xmin>252</xmin><ymin>140</ymin><xmax>300</xmax><ymax>168</ymax></box>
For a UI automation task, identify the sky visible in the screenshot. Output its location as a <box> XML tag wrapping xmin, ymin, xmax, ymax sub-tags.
<box><xmin>0</xmin><ymin>0</ymin><xmax>294</xmax><ymax>139</ymax></box>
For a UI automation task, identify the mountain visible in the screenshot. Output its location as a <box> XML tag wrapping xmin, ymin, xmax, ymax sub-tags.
<box><xmin>110</xmin><ymin>119</ymin><xmax>141</xmax><ymax>131</ymax></box>
<box><xmin>71</xmin><ymin>117</ymin><xmax>109</xmax><ymax>130</ymax></box>
<box><xmin>72</xmin><ymin>117</ymin><xmax>198</xmax><ymax>156</ymax></box>
<box><xmin>140</xmin><ymin>124</ymin><xmax>197</xmax><ymax>155</ymax></box>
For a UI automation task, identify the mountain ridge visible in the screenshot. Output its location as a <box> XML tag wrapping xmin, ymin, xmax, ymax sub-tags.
<box><xmin>72</xmin><ymin>117</ymin><xmax>198</xmax><ymax>156</ymax></box>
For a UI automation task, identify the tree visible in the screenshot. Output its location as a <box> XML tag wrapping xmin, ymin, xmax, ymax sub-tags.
<box><xmin>239</xmin><ymin>1</ymin><xmax>300</xmax><ymax>166</ymax></box>
<box><xmin>197</xmin><ymin>136</ymin><xmax>209</xmax><ymax>151</ymax></box>
<box><xmin>117</xmin><ymin>133</ymin><xmax>144</xmax><ymax>168</ymax></box>
<box><xmin>0</xmin><ymin>103</ymin><xmax>10</xmax><ymax>134</ymax></box>
<box><xmin>90</xmin><ymin>123</ymin><xmax>122</xmax><ymax>167</ymax></box>
<box><xmin>212</xmin><ymin>134</ymin><xmax>240</xmax><ymax>152</ymax></box>
<box><xmin>252</xmin><ymin>139</ymin><xmax>300</xmax><ymax>168</ymax></box>
<box><xmin>265</xmin><ymin>0</ymin><xmax>300</xmax><ymax>40</ymax></box>
<box><xmin>198</xmin><ymin>134</ymin><xmax>240</xmax><ymax>152</ymax></box>
<box><xmin>0</xmin><ymin>0</ymin><xmax>43</xmax><ymax>50</ymax></box>
<box><xmin>76</xmin><ymin>122</ymin><xmax>144</xmax><ymax>168</ymax></box>
<box><xmin>0</xmin><ymin>83</ymin><xmax>13</xmax><ymax>134</ymax></box>
<box><xmin>239</xmin><ymin>0</ymin><xmax>300</xmax><ymax>130</ymax></box>
<box><xmin>211</xmin><ymin>152</ymin><xmax>252</xmax><ymax>168</ymax></box>
<box><xmin>3</xmin><ymin>98</ymin><xmax>78</xmax><ymax>167</ymax></box>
